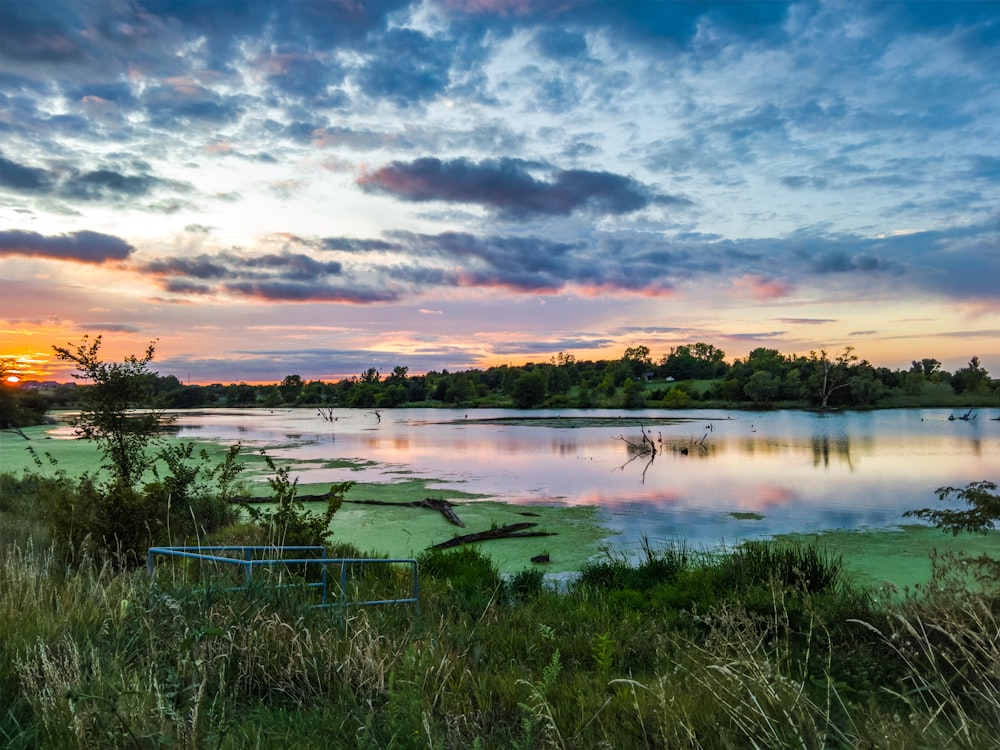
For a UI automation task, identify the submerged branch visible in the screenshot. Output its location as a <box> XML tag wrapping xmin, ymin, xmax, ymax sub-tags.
<box><xmin>346</xmin><ymin>497</ymin><xmax>465</xmax><ymax>527</ymax></box>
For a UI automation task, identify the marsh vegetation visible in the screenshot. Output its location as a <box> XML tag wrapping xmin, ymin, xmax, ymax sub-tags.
<box><xmin>2</xmin><ymin>339</ymin><xmax>999</xmax><ymax>747</ymax></box>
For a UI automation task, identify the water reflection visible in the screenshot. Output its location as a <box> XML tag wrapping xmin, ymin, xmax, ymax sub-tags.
<box><xmin>173</xmin><ymin>407</ymin><xmax>1000</xmax><ymax>553</ymax></box>
<box><xmin>810</xmin><ymin>435</ymin><xmax>854</xmax><ymax>469</ymax></box>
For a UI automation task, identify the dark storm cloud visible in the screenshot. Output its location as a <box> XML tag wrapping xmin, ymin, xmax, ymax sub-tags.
<box><xmin>0</xmin><ymin>229</ymin><xmax>134</xmax><ymax>263</ymax></box>
<box><xmin>359</xmin><ymin>157</ymin><xmax>668</xmax><ymax>218</ymax></box>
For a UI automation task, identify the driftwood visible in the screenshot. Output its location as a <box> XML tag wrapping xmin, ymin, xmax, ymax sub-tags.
<box><xmin>345</xmin><ymin>498</ymin><xmax>465</xmax><ymax>527</ymax></box>
<box><xmin>429</xmin><ymin>522</ymin><xmax>556</xmax><ymax>550</ymax></box>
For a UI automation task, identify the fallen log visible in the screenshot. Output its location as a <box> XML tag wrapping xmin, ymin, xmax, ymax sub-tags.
<box><xmin>237</xmin><ymin>490</ymin><xmax>336</xmax><ymax>504</ymax></box>
<box><xmin>344</xmin><ymin>498</ymin><xmax>465</xmax><ymax>527</ymax></box>
<box><xmin>430</xmin><ymin>522</ymin><xmax>556</xmax><ymax>550</ymax></box>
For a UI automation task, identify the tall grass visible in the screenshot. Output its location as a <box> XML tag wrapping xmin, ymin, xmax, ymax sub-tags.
<box><xmin>4</xmin><ymin>514</ymin><xmax>1000</xmax><ymax>747</ymax></box>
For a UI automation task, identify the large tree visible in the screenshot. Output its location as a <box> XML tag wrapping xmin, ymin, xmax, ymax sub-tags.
<box><xmin>809</xmin><ymin>347</ymin><xmax>858</xmax><ymax>409</ymax></box>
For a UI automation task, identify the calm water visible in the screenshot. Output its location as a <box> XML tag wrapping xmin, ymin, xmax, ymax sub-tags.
<box><xmin>174</xmin><ymin>407</ymin><xmax>999</xmax><ymax>552</ymax></box>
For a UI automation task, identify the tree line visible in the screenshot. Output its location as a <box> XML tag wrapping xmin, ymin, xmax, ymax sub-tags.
<box><xmin>2</xmin><ymin>341</ymin><xmax>997</xmax><ymax>427</ymax></box>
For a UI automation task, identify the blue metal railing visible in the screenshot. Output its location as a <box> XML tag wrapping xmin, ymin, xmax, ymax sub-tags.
<box><xmin>147</xmin><ymin>545</ymin><xmax>418</xmax><ymax>610</ymax></box>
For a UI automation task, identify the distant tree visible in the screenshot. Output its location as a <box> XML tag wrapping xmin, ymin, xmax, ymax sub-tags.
<box><xmin>622</xmin><ymin>377</ymin><xmax>646</xmax><ymax>408</ymax></box>
<box><xmin>512</xmin><ymin>370</ymin><xmax>547</xmax><ymax>408</ymax></box>
<box><xmin>848</xmin><ymin>370</ymin><xmax>884</xmax><ymax>406</ymax></box>
<box><xmin>52</xmin><ymin>336</ymin><xmax>168</xmax><ymax>489</ymax></box>
<box><xmin>623</xmin><ymin>345</ymin><xmax>651</xmax><ymax>366</ymax></box>
<box><xmin>951</xmin><ymin>356</ymin><xmax>990</xmax><ymax>395</ymax></box>
<box><xmin>279</xmin><ymin>374</ymin><xmax>304</xmax><ymax>403</ymax></box>
<box><xmin>664</xmin><ymin>342</ymin><xmax>729</xmax><ymax>379</ymax></box>
<box><xmin>903</xmin><ymin>370</ymin><xmax>926</xmax><ymax>395</ymax></box>
<box><xmin>914</xmin><ymin>358</ymin><xmax>942</xmax><ymax>379</ymax></box>
<box><xmin>386</xmin><ymin>365</ymin><xmax>409</xmax><ymax>384</ymax></box>
<box><xmin>622</xmin><ymin>345</ymin><xmax>652</xmax><ymax>377</ymax></box>
<box><xmin>743</xmin><ymin>371</ymin><xmax>781</xmax><ymax>407</ymax></box>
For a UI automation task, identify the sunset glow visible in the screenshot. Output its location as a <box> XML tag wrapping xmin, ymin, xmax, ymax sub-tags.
<box><xmin>1</xmin><ymin>2</ymin><xmax>998</xmax><ymax>384</ymax></box>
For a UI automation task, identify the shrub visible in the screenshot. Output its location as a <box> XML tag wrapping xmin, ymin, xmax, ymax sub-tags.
<box><xmin>418</xmin><ymin>546</ymin><xmax>504</xmax><ymax>611</ymax></box>
<box><xmin>239</xmin><ymin>452</ymin><xmax>349</xmax><ymax>548</ymax></box>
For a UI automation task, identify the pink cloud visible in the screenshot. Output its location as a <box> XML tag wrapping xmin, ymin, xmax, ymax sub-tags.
<box><xmin>731</xmin><ymin>274</ymin><xmax>793</xmax><ymax>301</ymax></box>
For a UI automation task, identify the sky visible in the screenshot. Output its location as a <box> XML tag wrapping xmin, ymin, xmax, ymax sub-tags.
<box><xmin>1</xmin><ymin>0</ymin><xmax>998</xmax><ymax>384</ymax></box>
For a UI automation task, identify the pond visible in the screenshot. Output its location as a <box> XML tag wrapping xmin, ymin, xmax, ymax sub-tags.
<box><xmin>171</xmin><ymin>406</ymin><xmax>1000</xmax><ymax>556</ymax></box>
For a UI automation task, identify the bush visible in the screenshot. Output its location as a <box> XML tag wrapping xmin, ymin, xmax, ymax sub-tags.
<box><xmin>239</xmin><ymin>452</ymin><xmax>349</xmax><ymax>548</ymax></box>
<box><xmin>418</xmin><ymin>546</ymin><xmax>504</xmax><ymax>611</ymax></box>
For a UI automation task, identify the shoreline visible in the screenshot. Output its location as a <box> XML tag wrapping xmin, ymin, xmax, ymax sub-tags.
<box><xmin>4</xmin><ymin>421</ymin><xmax>999</xmax><ymax>588</ymax></box>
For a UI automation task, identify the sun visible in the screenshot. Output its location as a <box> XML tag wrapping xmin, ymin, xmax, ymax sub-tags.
<box><xmin>5</xmin><ymin>375</ymin><xmax>19</xmax><ymax>384</ymax></box>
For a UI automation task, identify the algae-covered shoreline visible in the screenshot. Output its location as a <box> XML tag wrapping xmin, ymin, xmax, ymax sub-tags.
<box><xmin>4</xmin><ymin>421</ymin><xmax>999</xmax><ymax>588</ymax></box>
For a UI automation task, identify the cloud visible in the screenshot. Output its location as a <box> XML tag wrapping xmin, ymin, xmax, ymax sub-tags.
<box><xmin>0</xmin><ymin>229</ymin><xmax>135</xmax><ymax>263</ymax></box>
<box><xmin>0</xmin><ymin>154</ymin><xmax>55</xmax><ymax>191</ymax></box>
<box><xmin>0</xmin><ymin>2</ymin><xmax>86</xmax><ymax>63</ymax></box>
<box><xmin>777</xmin><ymin>318</ymin><xmax>836</xmax><ymax>325</ymax></box>
<box><xmin>321</xmin><ymin>236</ymin><xmax>401</xmax><ymax>252</ymax></box>
<box><xmin>140</xmin><ymin>249</ymin><xmax>399</xmax><ymax>304</ymax></box>
<box><xmin>356</xmin><ymin>28</ymin><xmax>453</xmax><ymax>106</ymax></box>
<box><xmin>140</xmin><ymin>79</ymin><xmax>247</xmax><ymax>126</ymax></box>
<box><xmin>358</xmin><ymin>157</ymin><xmax>668</xmax><ymax>218</ymax></box>
<box><xmin>0</xmin><ymin>153</ymin><xmax>188</xmax><ymax>205</ymax></box>
<box><xmin>731</xmin><ymin>275</ymin><xmax>794</xmax><ymax>301</ymax></box>
<box><xmin>222</xmin><ymin>281</ymin><xmax>400</xmax><ymax>304</ymax></box>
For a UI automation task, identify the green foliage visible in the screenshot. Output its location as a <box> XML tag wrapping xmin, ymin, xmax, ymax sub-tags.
<box><xmin>7</xmin><ymin>439</ymin><xmax>244</xmax><ymax>566</ymax></box>
<box><xmin>905</xmin><ymin>480</ymin><xmax>1000</xmax><ymax>535</ymax></box>
<box><xmin>52</xmin><ymin>335</ymin><xmax>169</xmax><ymax>489</ymax></box>
<box><xmin>661</xmin><ymin>387</ymin><xmax>692</xmax><ymax>408</ymax></box>
<box><xmin>0</xmin><ymin>383</ymin><xmax>50</xmax><ymax>428</ymax></box>
<box><xmin>509</xmin><ymin>567</ymin><xmax>546</xmax><ymax>600</ymax></box>
<box><xmin>418</xmin><ymin>546</ymin><xmax>504</xmax><ymax>611</ymax></box>
<box><xmin>240</xmin><ymin>452</ymin><xmax>349</xmax><ymax>547</ymax></box>
<box><xmin>511</xmin><ymin>369</ymin><xmax>547</xmax><ymax>409</ymax></box>
<box><xmin>3</xmin><ymin>512</ymin><xmax>999</xmax><ymax>748</ymax></box>
<box><xmin>951</xmin><ymin>356</ymin><xmax>991</xmax><ymax>395</ymax></box>
<box><xmin>742</xmin><ymin>370</ymin><xmax>781</xmax><ymax>406</ymax></box>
